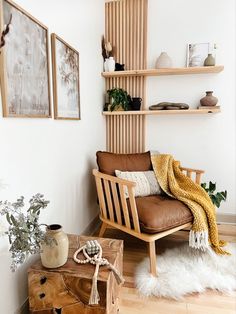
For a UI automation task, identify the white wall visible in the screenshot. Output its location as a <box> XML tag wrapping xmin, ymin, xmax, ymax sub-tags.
<box><xmin>146</xmin><ymin>0</ymin><xmax>236</xmax><ymax>215</ymax></box>
<box><xmin>0</xmin><ymin>1</ymin><xmax>105</xmax><ymax>313</ymax></box>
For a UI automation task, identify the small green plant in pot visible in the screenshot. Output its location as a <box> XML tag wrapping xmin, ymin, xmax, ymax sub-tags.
<box><xmin>201</xmin><ymin>181</ymin><xmax>227</xmax><ymax>208</ymax></box>
<box><xmin>107</xmin><ymin>88</ymin><xmax>131</xmax><ymax>111</ymax></box>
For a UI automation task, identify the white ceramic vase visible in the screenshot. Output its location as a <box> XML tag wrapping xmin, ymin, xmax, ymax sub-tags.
<box><xmin>155</xmin><ymin>52</ymin><xmax>173</xmax><ymax>68</ymax></box>
<box><xmin>104</xmin><ymin>58</ymin><xmax>109</xmax><ymax>72</ymax></box>
<box><xmin>40</xmin><ymin>224</ymin><xmax>69</xmax><ymax>268</ymax></box>
<box><xmin>107</xmin><ymin>56</ymin><xmax>115</xmax><ymax>72</ymax></box>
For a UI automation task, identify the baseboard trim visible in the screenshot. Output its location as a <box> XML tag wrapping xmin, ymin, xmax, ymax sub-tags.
<box><xmin>82</xmin><ymin>214</ymin><xmax>101</xmax><ymax>236</ymax></box>
<box><xmin>217</xmin><ymin>213</ymin><xmax>236</xmax><ymax>225</ymax></box>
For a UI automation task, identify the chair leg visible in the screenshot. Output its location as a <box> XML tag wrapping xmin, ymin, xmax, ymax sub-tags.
<box><xmin>99</xmin><ymin>222</ymin><xmax>107</xmax><ymax>237</ymax></box>
<box><xmin>148</xmin><ymin>241</ymin><xmax>157</xmax><ymax>277</ymax></box>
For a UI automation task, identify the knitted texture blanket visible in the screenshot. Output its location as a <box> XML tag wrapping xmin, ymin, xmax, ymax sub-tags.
<box><xmin>151</xmin><ymin>154</ymin><xmax>228</xmax><ymax>255</ymax></box>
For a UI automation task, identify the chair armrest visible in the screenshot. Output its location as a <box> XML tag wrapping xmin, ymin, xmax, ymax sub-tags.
<box><xmin>180</xmin><ymin>166</ymin><xmax>204</xmax><ymax>174</ymax></box>
<box><xmin>180</xmin><ymin>166</ymin><xmax>205</xmax><ymax>184</ymax></box>
<box><xmin>92</xmin><ymin>169</ymin><xmax>140</xmax><ymax>233</ymax></box>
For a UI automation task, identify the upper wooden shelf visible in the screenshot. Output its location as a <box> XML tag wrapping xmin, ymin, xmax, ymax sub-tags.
<box><xmin>103</xmin><ymin>108</ymin><xmax>221</xmax><ymax>116</ymax></box>
<box><xmin>102</xmin><ymin>65</ymin><xmax>224</xmax><ymax>78</ymax></box>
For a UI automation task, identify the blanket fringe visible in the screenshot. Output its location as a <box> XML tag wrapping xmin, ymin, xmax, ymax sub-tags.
<box><xmin>211</xmin><ymin>244</ymin><xmax>231</xmax><ymax>255</ymax></box>
<box><xmin>189</xmin><ymin>230</ymin><xmax>209</xmax><ymax>250</ymax></box>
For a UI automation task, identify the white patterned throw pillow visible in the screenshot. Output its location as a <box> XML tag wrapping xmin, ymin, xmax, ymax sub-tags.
<box><xmin>115</xmin><ymin>170</ymin><xmax>161</xmax><ymax>198</ymax></box>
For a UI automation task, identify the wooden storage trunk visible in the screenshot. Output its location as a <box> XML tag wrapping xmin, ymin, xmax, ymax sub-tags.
<box><xmin>28</xmin><ymin>235</ymin><xmax>123</xmax><ymax>314</ymax></box>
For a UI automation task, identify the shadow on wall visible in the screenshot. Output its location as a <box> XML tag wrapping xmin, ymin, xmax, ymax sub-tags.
<box><xmin>84</xmin><ymin>157</ymin><xmax>100</xmax><ymax>222</ymax></box>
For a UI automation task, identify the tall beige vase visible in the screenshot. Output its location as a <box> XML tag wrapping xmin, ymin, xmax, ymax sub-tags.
<box><xmin>40</xmin><ymin>224</ymin><xmax>69</xmax><ymax>268</ymax></box>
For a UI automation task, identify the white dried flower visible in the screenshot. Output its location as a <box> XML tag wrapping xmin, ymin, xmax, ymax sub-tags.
<box><xmin>105</xmin><ymin>42</ymin><xmax>112</xmax><ymax>52</ymax></box>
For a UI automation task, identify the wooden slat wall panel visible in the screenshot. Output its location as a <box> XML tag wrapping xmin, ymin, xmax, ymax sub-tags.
<box><xmin>105</xmin><ymin>0</ymin><xmax>148</xmax><ymax>153</ymax></box>
<box><xmin>106</xmin><ymin>114</ymin><xmax>145</xmax><ymax>153</ymax></box>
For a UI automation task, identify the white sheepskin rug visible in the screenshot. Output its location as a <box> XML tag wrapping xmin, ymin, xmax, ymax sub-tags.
<box><xmin>135</xmin><ymin>243</ymin><xmax>236</xmax><ymax>299</ymax></box>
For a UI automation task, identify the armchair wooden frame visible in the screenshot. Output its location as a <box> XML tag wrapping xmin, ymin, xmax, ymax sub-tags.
<box><xmin>93</xmin><ymin>167</ymin><xmax>204</xmax><ymax>277</ymax></box>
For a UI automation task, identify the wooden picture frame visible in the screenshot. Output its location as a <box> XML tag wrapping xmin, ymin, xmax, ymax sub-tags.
<box><xmin>51</xmin><ymin>33</ymin><xmax>80</xmax><ymax>120</ymax></box>
<box><xmin>0</xmin><ymin>0</ymin><xmax>51</xmax><ymax>118</ymax></box>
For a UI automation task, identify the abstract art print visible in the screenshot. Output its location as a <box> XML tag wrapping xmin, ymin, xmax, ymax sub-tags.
<box><xmin>0</xmin><ymin>0</ymin><xmax>51</xmax><ymax>117</ymax></box>
<box><xmin>51</xmin><ymin>33</ymin><xmax>80</xmax><ymax>120</ymax></box>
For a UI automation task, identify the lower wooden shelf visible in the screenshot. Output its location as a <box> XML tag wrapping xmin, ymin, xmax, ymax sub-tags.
<box><xmin>103</xmin><ymin>108</ymin><xmax>221</xmax><ymax>116</ymax></box>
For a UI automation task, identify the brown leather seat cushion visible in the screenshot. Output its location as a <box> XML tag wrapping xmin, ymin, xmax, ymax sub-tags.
<box><xmin>96</xmin><ymin>151</ymin><xmax>152</xmax><ymax>176</ymax></box>
<box><xmin>134</xmin><ymin>195</ymin><xmax>193</xmax><ymax>233</ymax></box>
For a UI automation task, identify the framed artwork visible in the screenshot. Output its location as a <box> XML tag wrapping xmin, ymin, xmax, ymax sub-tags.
<box><xmin>51</xmin><ymin>33</ymin><xmax>80</xmax><ymax>120</ymax></box>
<box><xmin>187</xmin><ymin>42</ymin><xmax>215</xmax><ymax>67</ymax></box>
<box><xmin>0</xmin><ymin>0</ymin><xmax>51</xmax><ymax>117</ymax></box>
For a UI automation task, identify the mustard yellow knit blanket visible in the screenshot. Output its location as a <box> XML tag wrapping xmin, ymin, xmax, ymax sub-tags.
<box><xmin>151</xmin><ymin>154</ymin><xmax>228</xmax><ymax>255</ymax></box>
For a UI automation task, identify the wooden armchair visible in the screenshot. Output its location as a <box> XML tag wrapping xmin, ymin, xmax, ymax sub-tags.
<box><xmin>93</xmin><ymin>152</ymin><xmax>204</xmax><ymax>277</ymax></box>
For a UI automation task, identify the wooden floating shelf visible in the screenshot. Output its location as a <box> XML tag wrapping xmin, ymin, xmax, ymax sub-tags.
<box><xmin>102</xmin><ymin>66</ymin><xmax>224</xmax><ymax>78</ymax></box>
<box><xmin>103</xmin><ymin>108</ymin><xmax>221</xmax><ymax>116</ymax></box>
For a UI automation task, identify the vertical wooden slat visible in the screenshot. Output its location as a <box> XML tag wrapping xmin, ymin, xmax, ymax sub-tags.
<box><xmin>143</xmin><ymin>0</ymin><xmax>148</xmax><ymax>69</ymax></box>
<box><xmin>130</xmin><ymin>0</ymin><xmax>133</xmax><ymax>70</ymax></box>
<box><xmin>187</xmin><ymin>171</ymin><xmax>192</xmax><ymax>179</ymax></box>
<box><xmin>95</xmin><ymin>177</ymin><xmax>107</xmax><ymax>219</ymax></box>
<box><xmin>113</xmin><ymin>114</ymin><xmax>117</xmax><ymax>153</ymax></box>
<box><xmin>104</xmin><ymin>179</ymin><xmax>115</xmax><ymax>222</ymax></box>
<box><xmin>106</xmin><ymin>116</ymin><xmax>109</xmax><ymax>151</ymax></box>
<box><xmin>142</xmin><ymin>114</ymin><xmax>146</xmax><ymax>152</ymax></box>
<box><xmin>111</xmin><ymin>181</ymin><xmax>122</xmax><ymax>225</ymax></box>
<box><xmin>119</xmin><ymin>184</ymin><xmax>131</xmax><ymax>229</ymax></box>
<box><xmin>140</xmin><ymin>0</ymin><xmax>144</xmax><ymax>69</ymax></box>
<box><xmin>127</xmin><ymin>186</ymin><xmax>140</xmax><ymax>233</ymax></box>
<box><xmin>196</xmin><ymin>173</ymin><xmax>201</xmax><ymax>184</ymax></box>
<box><xmin>112</xmin><ymin>2</ymin><xmax>116</xmax><ymax>59</ymax></box>
<box><xmin>122</xmin><ymin>0</ymin><xmax>125</xmax><ymax>65</ymax></box>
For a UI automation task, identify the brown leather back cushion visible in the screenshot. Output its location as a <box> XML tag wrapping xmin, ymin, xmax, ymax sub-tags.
<box><xmin>96</xmin><ymin>151</ymin><xmax>152</xmax><ymax>175</ymax></box>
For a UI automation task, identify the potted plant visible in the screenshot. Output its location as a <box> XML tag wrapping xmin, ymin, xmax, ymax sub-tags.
<box><xmin>107</xmin><ymin>88</ymin><xmax>131</xmax><ymax>111</ymax></box>
<box><xmin>0</xmin><ymin>193</ymin><xmax>69</xmax><ymax>271</ymax></box>
<box><xmin>201</xmin><ymin>181</ymin><xmax>227</xmax><ymax>208</ymax></box>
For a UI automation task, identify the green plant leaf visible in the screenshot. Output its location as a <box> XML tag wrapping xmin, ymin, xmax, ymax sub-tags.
<box><xmin>202</xmin><ymin>181</ymin><xmax>227</xmax><ymax>208</ymax></box>
<box><xmin>10</xmin><ymin>215</ymin><xmax>17</xmax><ymax>226</ymax></box>
<box><xmin>6</xmin><ymin>213</ymin><xmax>12</xmax><ymax>225</ymax></box>
<box><xmin>209</xmin><ymin>181</ymin><xmax>216</xmax><ymax>193</ymax></box>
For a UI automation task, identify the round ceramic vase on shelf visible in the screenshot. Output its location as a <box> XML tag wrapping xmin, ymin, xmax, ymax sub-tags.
<box><xmin>204</xmin><ymin>54</ymin><xmax>215</xmax><ymax>66</ymax></box>
<box><xmin>200</xmin><ymin>91</ymin><xmax>218</xmax><ymax>106</ymax></box>
<box><xmin>107</xmin><ymin>56</ymin><xmax>115</xmax><ymax>72</ymax></box>
<box><xmin>40</xmin><ymin>224</ymin><xmax>69</xmax><ymax>268</ymax></box>
<box><xmin>155</xmin><ymin>52</ymin><xmax>173</xmax><ymax>68</ymax></box>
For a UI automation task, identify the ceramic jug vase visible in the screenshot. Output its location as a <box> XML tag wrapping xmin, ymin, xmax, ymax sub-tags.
<box><xmin>40</xmin><ymin>224</ymin><xmax>69</xmax><ymax>268</ymax></box>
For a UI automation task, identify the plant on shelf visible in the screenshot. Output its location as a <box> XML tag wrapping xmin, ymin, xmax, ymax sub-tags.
<box><xmin>201</xmin><ymin>181</ymin><xmax>227</xmax><ymax>208</ymax></box>
<box><xmin>0</xmin><ymin>193</ymin><xmax>52</xmax><ymax>271</ymax></box>
<box><xmin>107</xmin><ymin>88</ymin><xmax>131</xmax><ymax>111</ymax></box>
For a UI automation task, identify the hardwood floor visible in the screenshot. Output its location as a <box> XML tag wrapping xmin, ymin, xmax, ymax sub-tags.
<box><xmin>96</xmin><ymin>224</ymin><xmax>236</xmax><ymax>314</ymax></box>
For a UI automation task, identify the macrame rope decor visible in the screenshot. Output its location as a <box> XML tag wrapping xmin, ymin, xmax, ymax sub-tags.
<box><xmin>73</xmin><ymin>240</ymin><xmax>124</xmax><ymax>305</ymax></box>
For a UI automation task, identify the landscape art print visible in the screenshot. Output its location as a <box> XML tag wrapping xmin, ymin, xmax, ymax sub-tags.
<box><xmin>0</xmin><ymin>0</ymin><xmax>51</xmax><ymax>117</ymax></box>
<box><xmin>51</xmin><ymin>33</ymin><xmax>80</xmax><ymax>120</ymax></box>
